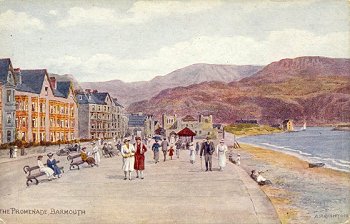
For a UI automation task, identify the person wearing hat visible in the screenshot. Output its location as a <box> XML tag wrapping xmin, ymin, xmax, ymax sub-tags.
<box><xmin>151</xmin><ymin>139</ymin><xmax>161</xmax><ymax>163</ymax></box>
<box><xmin>47</xmin><ymin>152</ymin><xmax>62</xmax><ymax>178</ymax></box>
<box><xmin>80</xmin><ymin>147</ymin><xmax>96</xmax><ymax>166</ymax></box>
<box><xmin>200</xmin><ymin>137</ymin><xmax>215</xmax><ymax>171</ymax></box>
<box><xmin>134</xmin><ymin>136</ymin><xmax>148</xmax><ymax>179</ymax></box>
<box><xmin>121</xmin><ymin>138</ymin><xmax>136</xmax><ymax>180</ymax></box>
<box><xmin>216</xmin><ymin>139</ymin><xmax>228</xmax><ymax>171</ymax></box>
<box><xmin>37</xmin><ymin>155</ymin><xmax>56</xmax><ymax>180</ymax></box>
<box><xmin>189</xmin><ymin>142</ymin><xmax>195</xmax><ymax>164</ymax></box>
<box><xmin>91</xmin><ymin>142</ymin><xmax>101</xmax><ymax>167</ymax></box>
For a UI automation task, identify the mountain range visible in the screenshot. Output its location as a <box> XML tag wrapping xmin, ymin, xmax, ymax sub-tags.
<box><xmin>127</xmin><ymin>56</ymin><xmax>350</xmax><ymax>125</ymax></box>
<box><xmin>80</xmin><ymin>64</ymin><xmax>263</xmax><ymax>105</ymax></box>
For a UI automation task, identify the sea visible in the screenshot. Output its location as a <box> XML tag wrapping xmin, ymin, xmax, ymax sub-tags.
<box><xmin>237</xmin><ymin>127</ymin><xmax>350</xmax><ymax>172</ymax></box>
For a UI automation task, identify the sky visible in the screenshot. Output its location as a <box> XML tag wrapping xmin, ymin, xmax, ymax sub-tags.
<box><xmin>0</xmin><ymin>0</ymin><xmax>349</xmax><ymax>82</ymax></box>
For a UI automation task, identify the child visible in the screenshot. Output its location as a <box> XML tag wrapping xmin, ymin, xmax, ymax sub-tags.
<box><xmin>169</xmin><ymin>146</ymin><xmax>174</xmax><ymax>160</ymax></box>
<box><xmin>189</xmin><ymin>142</ymin><xmax>195</xmax><ymax>164</ymax></box>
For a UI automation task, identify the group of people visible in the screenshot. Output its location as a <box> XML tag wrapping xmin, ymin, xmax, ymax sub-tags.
<box><xmin>37</xmin><ymin>153</ymin><xmax>62</xmax><ymax>180</ymax></box>
<box><xmin>35</xmin><ymin>135</ymin><xmax>246</xmax><ymax>183</ymax></box>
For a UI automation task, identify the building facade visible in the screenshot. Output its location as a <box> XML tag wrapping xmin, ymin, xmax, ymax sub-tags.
<box><xmin>15</xmin><ymin>70</ymin><xmax>78</xmax><ymax>143</ymax></box>
<box><xmin>128</xmin><ymin>112</ymin><xmax>155</xmax><ymax>138</ymax></box>
<box><xmin>163</xmin><ymin>114</ymin><xmax>218</xmax><ymax>139</ymax></box>
<box><xmin>76</xmin><ymin>90</ymin><xmax>127</xmax><ymax>140</ymax></box>
<box><xmin>0</xmin><ymin>58</ymin><xmax>17</xmax><ymax>144</ymax></box>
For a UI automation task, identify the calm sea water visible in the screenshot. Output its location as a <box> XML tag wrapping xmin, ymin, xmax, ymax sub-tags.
<box><xmin>238</xmin><ymin>127</ymin><xmax>350</xmax><ymax>172</ymax></box>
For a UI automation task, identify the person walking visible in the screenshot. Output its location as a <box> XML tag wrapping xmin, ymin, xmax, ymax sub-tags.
<box><xmin>9</xmin><ymin>147</ymin><xmax>14</xmax><ymax>158</ymax></box>
<box><xmin>151</xmin><ymin>140</ymin><xmax>161</xmax><ymax>163</ymax></box>
<box><xmin>134</xmin><ymin>137</ymin><xmax>147</xmax><ymax>179</ymax></box>
<box><xmin>175</xmin><ymin>139</ymin><xmax>182</xmax><ymax>159</ymax></box>
<box><xmin>195</xmin><ymin>142</ymin><xmax>200</xmax><ymax>155</ymax></box>
<box><xmin>216</xmin><ymin>139</ymin><xmax>228</xmax><ymax>171</ymax></box>
<box><xmin>161</xmin><ymin>138</ymin><xmax>169</xmax><ymax>162</ymax></box>
<box><xmin>169</xmin><ymin>146</ymin><xmax>174</xmax><ymax>160</ymax></box>
<box><xmin>92</xmin><ymin>142</ymin><xmax>101</xmax><ymax>167</ymax></box>
<box><xmin>189</xmin><ymin>142</ymin><xmax>195</xmax><ymax>164</ymax></box>
<box><xmin>200</xmin><ymin>137</ymin><xmax>215</xmax><ymax>171</ymax></box>
<box><xmin>121</xmin><ymin>138</ymin><xmax>136</xmax><ymax>180</ymax></box>
<box><xmin>47</xmin><ymin>152</ymin><xmax>62</xmax><ymax>178</ymax></box>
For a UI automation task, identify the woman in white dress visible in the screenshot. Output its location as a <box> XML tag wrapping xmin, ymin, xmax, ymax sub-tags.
<box><xmin>37</xmin><ymin>155</ymin><xmax>56</xmax><ymax>180</ymax></box>
<box><xmin>121</xmin><ymin>138</ymin><xmax>136</xmax><ymax>180</ymax></box>
<box><xmin>92</xmin><ymin>142</ymin><xmax>101</xmax><ymax>166</ymax></box>
<box><xmin>189</xmin><ymin>142</ymin><xmax>195</xmax><ymax>164</ymax></box>
<box><xmin>216</xmin><ymin>139</ymin><xmax>228</xmax><ymax>171</ymax></box>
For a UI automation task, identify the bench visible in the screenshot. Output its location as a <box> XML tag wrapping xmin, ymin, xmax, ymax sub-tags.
<box><xmin>67</xmin><ymin>153</ymin><xmax>95</xmax><ymax>170</ymax></box>
<box><xmin>23</xmin><ymin>161</ymin><xmax>64</xmax><ymax>186</ymax></box>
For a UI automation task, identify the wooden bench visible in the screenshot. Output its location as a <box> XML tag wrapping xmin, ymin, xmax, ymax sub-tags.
<box><xmin>67</xmin><ymin>153</ymin><xmax>94</xmax><ymax>170</ymax></box>
<box><xmin>23</xmin><ymin>161</ymin><xmax>64</xmax><ymax>186</ymax></box>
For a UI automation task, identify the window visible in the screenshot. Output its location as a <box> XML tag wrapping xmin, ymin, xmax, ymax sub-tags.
<box><xmin>7</xmin><ymin>131</ymin><xmax>11</xmax><ymax>142</ymax></box>
<box><xmin>6</xmin><ymin>90</ymin><xmax>11</xmax><ymax>103</ymax></box>
<box><xmin>45</xmin><ymin>87</ymin><xmax>48</xmax><ymax>96</ymax></box>
<box><xmin>78</xmin><ymin>95</ymin><xmax>83</xmax><ymax>100</ymax></box>
<box><xmin>7</xmin><ymin>113</ymin><xmax>12</xmax><ymax>124</ymax></box>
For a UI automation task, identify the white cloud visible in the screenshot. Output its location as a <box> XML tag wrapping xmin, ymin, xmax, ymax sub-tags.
<box><xmin>49</xmin><ymin>10</ymin><xmax>58</xmax><ymax>16</ymax></box>
<box><xmin>0</xmin><ymin>10</ymin><xmax>45</xmax><ymax>31</ymax></box>
<box><xmin>57</xmin><ymin>1</ymin><xmax>222</xmax><ymax>27</ymax></box>
<box><xmin>57</xmin><ymin>7</ymin><xmax>116</xmax><ymax>27</ymax></box>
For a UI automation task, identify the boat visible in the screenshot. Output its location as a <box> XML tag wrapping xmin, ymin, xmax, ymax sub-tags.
<box><xmin>308</xmin><ymin>162</ymin><xmax>325</xmax><ymax>168</ymax></box>
<box><xmin>300</xmin><ymin>122</ymin><xmax>306</xmax><ymax>131</ymax></box>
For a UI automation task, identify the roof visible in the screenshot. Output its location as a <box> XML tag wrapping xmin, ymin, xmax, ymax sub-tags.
<box><xmin>0</xmin><ymin>58</ymin><xmax>11</xmax><ymax>83</ymax></box>
<box><xmin>113</xmin><ymin>98</ymin><xmax>124</xmax><ymax>108</ymax></box>
<box><xmin>17</xmin><ymin>69</ymin><xmax>46</xmax><ymax>94</ymax></box>
<box><xmin>177</xmin><ymin>127</ymin><xmax>196</xmax><ymax>136</ymax></box>
<box><xmin>182</xmin><ymin>115</ymin><xmax>197</xmax><ymax>122</ymax></box>
<box><xmin>76</xmin><ymin>92</ymin><xmax>110</xmax><ymax>105</ymax></box>
<box><xmin>56</xmin><ymin>81</ymin><xmax>71</xmax><ymax>98</ymax></box>
<box><xmin>128</xmin><ymin>114</ymin><xmax>147</xmax><ymax>127</ymax></box>
<box><xmin>213</xmin><ymin>123</ymin><xmax>222</xmax><ymax>129</ymax></box>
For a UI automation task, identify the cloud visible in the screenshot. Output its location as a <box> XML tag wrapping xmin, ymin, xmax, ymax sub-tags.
<box><xmin>49</xmin><ymin>10</ymin><xmax>58</xmax><ymax>16</ymax></box>
<box><xmin>57</xmin><ymin>1</ymin><xmax>222</xmax><ymax>27</ymax></box>
<box><xmin>0</xmin><ymin>10</ymin><xmax>45</xmax><ymax>31</ymax></box>
<box><xmin>57</xmin><ymin>7</ymin><xmax>117</xmax><ymax>27</ymax></box>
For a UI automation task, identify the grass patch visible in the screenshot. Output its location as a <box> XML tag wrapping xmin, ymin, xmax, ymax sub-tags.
<box><xmin>224</xmin><ymin>124</ymin><xmax>282</xmax><ymax>136</ymax></box>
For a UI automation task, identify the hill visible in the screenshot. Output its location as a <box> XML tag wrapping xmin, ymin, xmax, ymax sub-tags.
<box><xmin>80</xmin><ymin>63</ymin><xmax>263</xmax><ymax>105</ymax></box>
<box><xmin>127</xmin><ymin>57</ymin><xmax>350</xmax><ymax>125</ymax></box>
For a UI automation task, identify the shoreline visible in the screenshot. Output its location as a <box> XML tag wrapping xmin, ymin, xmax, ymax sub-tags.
<box><xmin>237</xmin><ymin>141</ymin><xmax>350</xmax><ymax>173</ymax></box>
<box><xmin>229</xmin><ymin>143</ymin><xmax>350</xmax><ymax>224</ymax></box>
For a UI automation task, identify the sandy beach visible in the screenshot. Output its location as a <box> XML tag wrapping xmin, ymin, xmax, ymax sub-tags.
<box><xmin>227</xmin><ymin>141</ymin><xmax>350</xmax><ymax>224</ymax></box>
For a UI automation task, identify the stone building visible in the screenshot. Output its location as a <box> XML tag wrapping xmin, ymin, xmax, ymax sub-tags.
<box><xmin>128</xmin><ymin>112</ymin><xmax>155</xmax><ymax>138</ymax></box>
<box><xmin>163</xmin><ymin>114</ymin><xmax>218</xmax><ymax>139</ymax></box>
<box><xmin>76</xmin><ymin>90</ymin><xmax>126</xmax><ymax>139</ymax></box>
<box><xmin>14</xmin><ymin>69</ymin><xmax>78</xmax><ymax>142</ymax></box>
<box><xmin>0</xmin><ymin>58</ymin><xmax>17</xmax><ymax>144</ymax></box>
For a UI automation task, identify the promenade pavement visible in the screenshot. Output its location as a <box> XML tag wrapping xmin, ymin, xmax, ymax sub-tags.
<box><xmin>0</xmin><ymin>140</ymin><xmax>280</xmax><ymax>224</ymax></box>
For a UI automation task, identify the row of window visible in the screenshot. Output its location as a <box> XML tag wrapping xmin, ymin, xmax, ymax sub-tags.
<box><xmin>89</xmin><ymin>104</ymin><xmax>122</xmax><ymax>113</ymax></box>
<box><xmin>17</xmin><ymin>131</ymin><xmax>75</xmax><ymax>142</ymax></box>
<box><xmin>16</xmin><ymin>101</ymin><xmax>74</xmax><ymax>116</ymax></box>
<box><xmin>15</xmin><ymin>117</ymin><xmax>75</xmax><ymax>129</ymax></box>
<box><xmin>91</xmin><ymin>122</ymin><xmax>121</xmax><ymax>129</ymax></box>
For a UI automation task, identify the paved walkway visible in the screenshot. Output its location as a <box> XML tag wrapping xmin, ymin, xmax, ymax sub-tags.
<box><xmin>0</xmin><ymin>140</ymin><xmax>280</xmax><ymax>224</ymax></box>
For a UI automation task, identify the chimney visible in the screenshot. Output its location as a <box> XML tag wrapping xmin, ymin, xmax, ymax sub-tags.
<box><xmin>92</xmin><ymin>89</ymin><xmax>98</xmax><ymax>93</ymax></box>
<box><xmin>85</xmin><ymin>89</ymin><xmax>91</xmax><ymax>94</ymax></box>
<box><xmin>14</xmin><ymin>68</ymin><xmax>22</xmax><ymax>85</ymax></box>
<box><xmin>49</xmin><ymin>77</ymin><xmax>57</xmax><ymax>90</ymax></box>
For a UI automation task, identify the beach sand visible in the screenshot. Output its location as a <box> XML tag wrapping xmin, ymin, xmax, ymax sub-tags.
<box><xmin>229</xmin><ymin>143</ymin><xmax>350</xmax><ymax>224</ymax></box>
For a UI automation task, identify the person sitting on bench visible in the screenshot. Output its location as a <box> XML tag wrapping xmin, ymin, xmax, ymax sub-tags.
<box><xmin>47</xmin><ymin>153</ymin><xmax>62</xmax><ymax>178</ymax></box>
<box><xmin>37</xmin><ymin>155</ymin><xmax>56</xmax><ymax>180</ymax></box>
<box><xmin>80</xmin><ymin>147</ymin><xmax>96</xmax><ymax>166</ymax></box>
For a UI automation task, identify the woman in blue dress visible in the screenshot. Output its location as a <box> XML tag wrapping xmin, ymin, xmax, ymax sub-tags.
<box><xmin>47</xmin><ymin>153</ymin><xmax>62</xmax><ymax>178</ymax></box>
